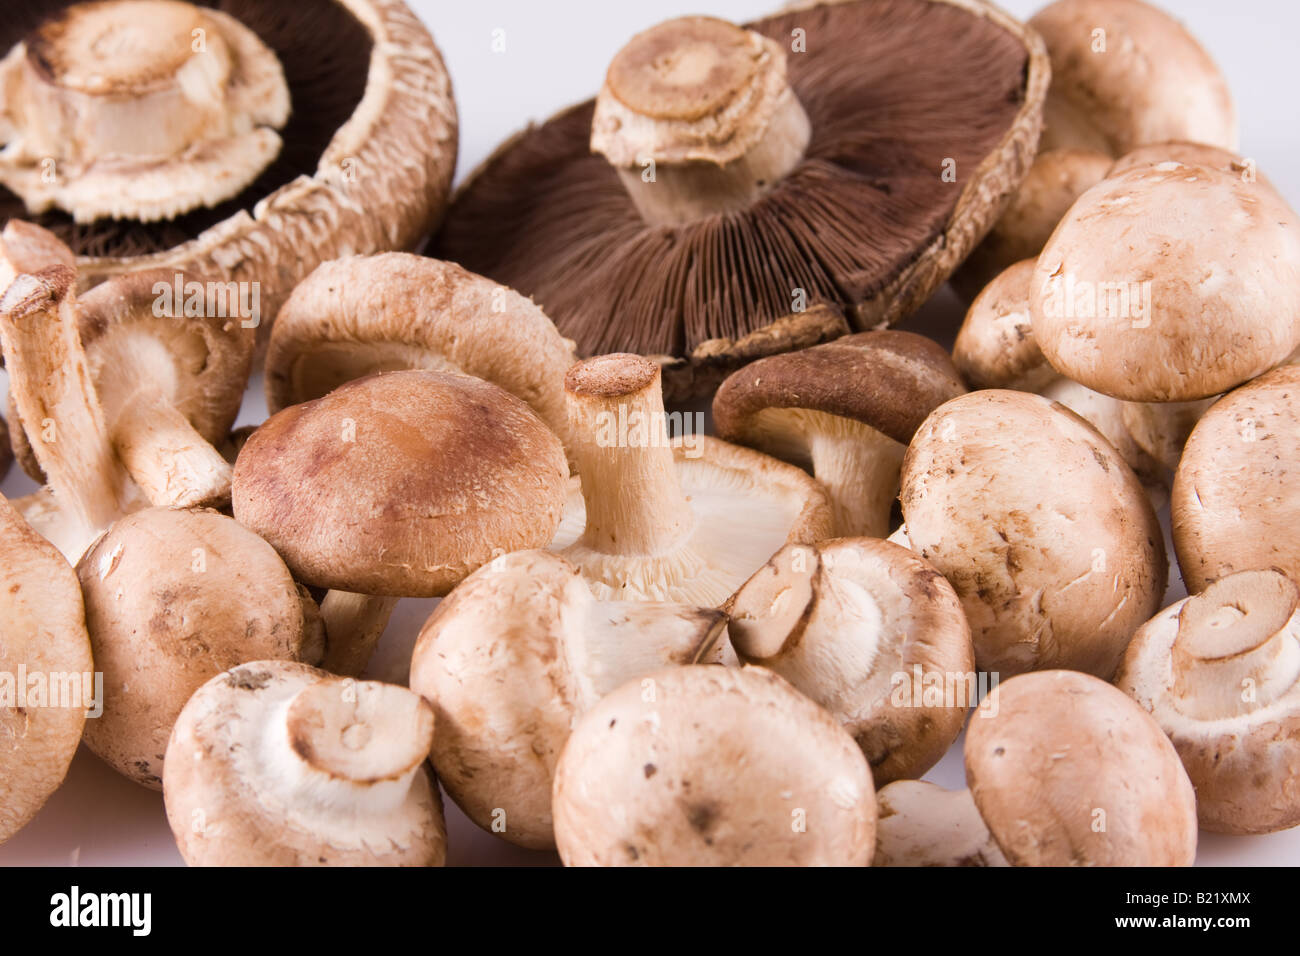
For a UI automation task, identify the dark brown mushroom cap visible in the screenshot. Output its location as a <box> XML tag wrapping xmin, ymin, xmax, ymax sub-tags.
<box><xmin>435</xmin><ymin>0</ymin><xmax>1047</xmax><ymax>397</ymax></box>
<box><xmin>713</xmin><ymin>331</ymin><xmax>965</xmax><ymax>447</ymax></box>
<box><xmin>232</xmin><ymin>369</ymin><xmax>569</xmax><ymax>597</ymax></box>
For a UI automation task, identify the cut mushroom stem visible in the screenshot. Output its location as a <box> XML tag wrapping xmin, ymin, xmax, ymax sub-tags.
<box><xmin>1171</xmin><ymin>571</ymin><xmax>1300</xmax><ymax>721</ymax></box>
<box><xmin>807</xmin><ymin>424</ymin><xmax>905</xmax><ymax>539</ymax></box>
<box><xmin>590</xmin><ymin>16</ymin><xmax>810</xmax><ymax>225</ymax></box>
<box><xmin>318</xmin><ymin>592</ymin><xmax>401</xmax><ymax>678</ymax></box>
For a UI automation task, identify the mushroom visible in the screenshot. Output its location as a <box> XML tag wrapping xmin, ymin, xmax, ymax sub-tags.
<box><xmin>712</xmin><ymin>331</ymin><xmax>965</xmax><ymax>538</ymax></box>
<box><xmin>0</xmin><ymin>0</ymin><xmax>457</xmax><ymax>342</ymax></box>
<box><xmin>265</xmin><ymin>253</ymin><xmax>576</xmax><ymax>454</ymax></box>
<box><xmin>233</xmin><ymin>369</ymin><xmax>569</xmax><ymax>675</ymax></box>
<box><xmin>1107</xmin><ymin>141</ymin><xmax>1272</xmax><ymax>187</ymax></box>
<box><xmin>1031</xmin><ymin>159</ymin><xmax>1300</xmax><ymax>402</ymax></box>
<box><xmin>552</xmin><ymin>665</ymin><xmax>877</xmax><ymax>866</ymax></box>
<box><xmin>551</xmin><ymin>353</ymin><xmax>830</xmax><ymax>605</ymax></box>
<box><xmin>965</xmin><ymin>669</ymin><xmax>1198</xmax><ymax>866</ymax></box>
<box><xmin>408</xmin><ymin>549</ymin><xmax>728</xmax><ymax>849</ymax></box>
<box><xmin>76</xmin><ymin>507</ymin><xmax>325</xmax><ymax>789</ymax></box>
<box><xmin>1172</xmin><ymin>366</ymin><xmax>1300</xmax><ymax>592</ymax></box>
<box><xmin>900</xmin><ymin>390</ymin><xmax>1166</xmax><ymax>679</ymax></box>
<box><xmin>0</xmin><ymin>493</ymin><xmax>94</xmax><ymax>845</ymax></box>
<box><xmin>726</xmin><ymin>538</ymin><xmax>974</xmax><ymax>784</ymax></box>
<box><xmin>1029</xmin><ymin>0</ymin><xmax>1237</xmax><ymax>156</ymax></box>
<box><xmin>873</xmin><ymin>781</ymin><xmax>1007</xmax><ymax>867</ymax></box>
<box><xmin>436</xmin><ymin>4</ymin><xmax>1048</xmax><ymax>397</ymax></box>
<box><xmin>1116</xmin><ymin>569</ymin><xmax>1300</xmax><ymax>835</ymax></box>
<box><xmin>163</xmin><ymin>660</ymin><xmax>445</xmax><ymax>866</ymax></box>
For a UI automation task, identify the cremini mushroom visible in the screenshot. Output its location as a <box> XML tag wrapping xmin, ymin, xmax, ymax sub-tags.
<box><xmin>437</xmin><ymin>4</ymin><xmax>1048</xmax><ymax>396</ymax></box>
<box><xmin>1117</xmin><ymin>569</ymin><xmax>1300</xmax><ymax>834</ymax></box>
<box><xmin>873</xmin><ymin>781</ymin><xmax>1007</xmax><ymax>867</ymax></box>
<box><xmin>727</xmin><ymin>538</ymin><xmax>973</xmax><ymax>784</ymax></box>
<box><xmin>0</xmin><ymin>493</ymin><xmax>94</xmax><ymax>845</ymax></box>
<box><xmin>408</xmin><ymin>549</ymin><xmax>728</xmax><ymax>849</ymax></box>
<box><xmin>551</xmin><ymin>353</ymin><xmax>830</xmax><ymax>605</ymax></box>
<box><xmin>1172</xmin><ymin>366</ymin><xmax>1300</xmax><ymax>592</ymax></box>
<box><xmin>965</xmin><ymin>669</ymin><xmax>1198</xmax><ymax>866</ymax></box>
<box><xmin>552</xmin><ymin>665</ymin><xmax>877</xmax><ymax>866</ymax></box>
<box><xmin>233</xmin><ymin>369</ymin><xmax>568</xmax><ymax>675</ymax></box>
<box><xmin>1107</xmin><ymin>141</ymin><xmax>1271</xmax><ymax>187</ymax></box>
<box><xmin>900</xmin><ymin>390</ymin><xmax>1166</xmax><ymax>679</ymax></box>
<box><xmin>164</xmin><ymin>660</ymin><xmax>445</xmax><ymax>866</ymax></box>
<box><xmin>712</xmin><ymin>331</ymin><xmax>965</xmax><ymax>538</ymax></box>
<box><xmin>77</xmin><ymin>507</ymin><xmax>325</xmax><ymax>789</ymax></box>
<box><xmin>265</xmin><ymin>253</ymin><xmax>576</xmax><ymax>454</ymax></box>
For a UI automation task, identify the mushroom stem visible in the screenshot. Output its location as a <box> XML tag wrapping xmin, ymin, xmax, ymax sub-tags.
<box><xmin>1172</xmin><ymin>571</ymin><xmax>1300</xmax><ymax>720</ymax></box>
<box><xmin>565</xmin><ymin>354</ymin><xmax>695</xmax><ymax>556</ymax></box>
<box><xmin>808</xmin><ymin>428</ymin><xmax>906</xmax><ymax>539</ymax></box>
<box><xmin>319</xmin><ymin>591</ymin><xmax>400</xmax><ymax>678</ymax></box>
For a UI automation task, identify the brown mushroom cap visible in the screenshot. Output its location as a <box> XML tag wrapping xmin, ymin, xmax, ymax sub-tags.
<box><xmin>1029</xmin><ymin>0</ymin><xmax>1237</xmax><ymax>157</ymax></box>
<box><xmin>76</xmin><ymin>507</ymin><xmax>324</xmax><ymax>789</ymax></box>
<box><xmin>552</xmin><ymin>664</ymin><xmax>877</xmax><ymax>866</ymax></box>
<box><xmin>728</xmin><ymin>538</ymin><xmax>974</xmax><ymax>784</ymax></box>
<box><xmin>966</xmin><ymin>669</ymin><xmax>1197</xmax><ymax>866</ymax></box>
<box><xmin>233</xmin><ymin>369</ymin><xmax>568</xmax><ymax>597</ymax></box>
<box><xmin>163</xmin><ymin>660</ymin><xmax>445</xmax><ymax>866</ymax></box>
<box><xmin>265</xmin><ymin>253</ymin><xmax>576</xmax><ymax>452</ymax></box>
<box><xmin>1032</xmin><ymin>160</ymin><xmax>1300</xmax><ymax>402</ymax></box>
<box><xmin>0</xmin><ymin>494</ymin><xmax>93</xmax><ymax>845</ymax></box>
<box><xmin>1116</xmin><ymin>570</ymin><xmax>1300</xmax><ymax>835</ymax></box>
<box><xmin>1108</xmin><ymin>141</ymin><xmax>1273</xmax><ymax>190</ymax></box>
<box><xmin>873</xmin><ymin>780</ymin><xmax>1007</xmax><ymax>867</ymax></box>
<box><xmin>436</xmin><ymin>0</ymin><xmax>1048</xmax><ymax>397</ymax></box>
<box><xmin>952</xmin><ymin>259</ymin><xmax>1049</xmax><ymax>392</ymax></box>
<box><xmin>1172</xmin><ymin>366</ymin><xmax>1300</xmax><ymax>592</ymax></box>
<box><xmin>900</xmin><ymin>390</ymin><xmax>1166</xmax><ymax>679</ymax></box>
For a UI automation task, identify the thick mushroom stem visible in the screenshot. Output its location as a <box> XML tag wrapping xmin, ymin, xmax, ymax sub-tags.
<box><xmin>318</xmin><ymin>592</ymin><xmax>400</xmax><ymax>679</ymax></box>
<box><xmin>1171</xmin><ymin>571</ymin><xmax>1300</xmax><ymax>721</ymax></box>
<box><xmin>807</xmin><ymin>426</ymin><xmax>906</xmax><ymax>539</ymax></box>
<box><xmin>590</xmin><ymin>16</ymin><xmax>810</xmax><ymax>225</ymax></box>
<box><xmin>565</xmin><ymin>354</ymin><xmax>695</xmax><ymax>556</ymax></box>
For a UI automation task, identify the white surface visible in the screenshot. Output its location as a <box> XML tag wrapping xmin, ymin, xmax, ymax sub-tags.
<box><xmin>3</xmin><ymin>0</ymin><xmax>1299</xmax><ymax>865</ymax></box>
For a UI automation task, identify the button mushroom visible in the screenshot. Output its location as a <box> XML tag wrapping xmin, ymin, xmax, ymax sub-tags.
<box><xmin>408</xmin><ymin>550</ymin><xmax>727</xmax><ymax>849</ymax></box>
<box><xmin>873</xmin><ymin>781</ymin><xmax>1007</xmax><ymax>867</ymax></box>
<box><xmin>552</xmin><ymin>665</ymin><xmax>877</xmax><ymax>866</ymax></box>
<box><xmin>900</xmin><ymin>390</ymin><xmax>1166</xmax><ymax>679</ymax></box>
<box><xmin>163</xmin><ymin>660</ymin><xmax>445</xmax><ymax>866</ymax></box>
<box><xmin>76</xmin><ymin>507</ymin><xmax>325</xmax><ymax>789</ymax></box>
<box><xmin>727</xmin><ymin>538</ymin><xmax>974</xmax><ymax>784</ymax></box>
<box><xmin>552</xmin><ymin>353</ymin><xmax>830</xmax><ymax>605</ymax></box>
<box><xmin>712</xmin><ymin>331</ymin><xmax>965</xmax><ymax>538</ymax></box>
<box><xmin>437</xmin><ymin>4</ymin><xmax>1048</xmax><ymax>396</ymax></box>
<box><xmin>1116</xmin><ymin>569</ymin><xmax>1300</xmax><ymax>835</ymax></box>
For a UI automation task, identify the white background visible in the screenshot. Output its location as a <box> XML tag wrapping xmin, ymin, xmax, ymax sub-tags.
<box><xmin>1</xmin><ymin>0</ymin><xmax>1298</xmax><ymax>866</ymax></box>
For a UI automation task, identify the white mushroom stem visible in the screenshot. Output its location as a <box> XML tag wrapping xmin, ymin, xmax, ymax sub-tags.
<box><xmin>1172</xmin><ymin>572</ymin><xmax>1300</xmax><ymax>720</ymax></box>
<box><xmin>807</xmin><ymin>426</ymin><xmax>905</xmax><ymax>539</ymax></box>
<box><xmin>318</xmin><ymin>592</ymin><xmax>401</xmax><ymax>679</ymax></box>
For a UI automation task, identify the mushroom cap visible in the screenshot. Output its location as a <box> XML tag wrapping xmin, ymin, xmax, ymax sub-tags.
<box><xmin>1172</xmin><ymin>366</ymin><xmax>1300</xmax><ymax>592</ymax></box>
<box><xmin>952</xmin><ymin>258</ymin><xmax>1049</xmax><ymax>392</ymax></box>
<box><xmin>965</xmin><ymin>669</ymin><xmax>1198</xmax><ymax>866</ymax></box>
<box><xmin>873</xmin><ymin>781</ymin><xmax>1007</xmax><ymax>867</ymax></box>
<box><xmin>552</xmin><ymin>664</ymin><xmax>877</xmax><ymax>866</ymax></box>
<box><xmin>76</xmin><ymin>507</ymin><xmax>323</xmax><ymax>789</ymax></box>
<box><xmin>163</xmin><ymin>660</ymin><xmax>445</xmax><ymax>866</ymax></box>
<box><xmin>435</xmin><ymin>0</ymin><xmax>1047</xmax><ymax>397</ymax></box>
<box><xmin>1031</xmin><ymin>160</ymin><xmax>1300</xmax><ymax>402</ymax></box>
<box><xmin>900</xmin><ymin>390</ymin><xmax>1166</xmax><ymax>679</ymax></box>
<box><xmin>1108</xmin><ymin>141</ymin><xmax>1273</xmax><ymax>190</ymax></box>
<box><xmin>0</xmin><ymin>494</ymin><xmax>93</xmax><ymax>844</ymax></box>
<box><xmin>265</xmin><ymin>253</ymin><xmax>576</xmax><ymax>451</ymax></box>
<box><xmin>727</xmin><ymin>538</ymin><xmax>974</xmax><ymax>784</ymax></box>
<box><xmin>0</xmin><ymin>0</ymin><xmax>457</xmax><ymax>341</ymax></box>
<box><xmin>1029</xmin><ymin>0</ymin><xmax>1237</xmax><ymax>156</ymax></box>
<box><xmin>233</xmin><ymin>369</ymin><xmax>568</xmax><ymax>597</ymax></box>
<box><xmin>1117</xmin><ymin>570</ymin><xmax>1300</xmax><ymax>834</ymax></box>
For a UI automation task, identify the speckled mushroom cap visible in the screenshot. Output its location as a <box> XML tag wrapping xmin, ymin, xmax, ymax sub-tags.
<box><xmin>76</xmin><ymin>507</ymin><xmax>324</xmax><ymax>789</ymax></box>
<box><xmin>1029</xmin><ymin>0</ymin><xmax>1237</xmax><ymax>156</ymax></box>
<box><xmin>728</xmin><ymin>538</ymin><xmax>973</xmax><ymax>784</ymax></box>
<box><xmin>1107</xmin><ymin>142</ymin><xmax>1273</xmax><ymax>189</ymax></box>
<box><xmin>0</xmin><ymin>0</ymin><xmax>458</xmax><ymax>342</ymax></box>
<box><xmin>265</xmin><ymin>253</ymin><xmax>576</xmax><ymax>453</ymax></box>
<box><xmin>163</xmin><ymin>660</ymin><xmax>445</xmax><ymax>866</ymax></box>
<box><xmin>1172</xmin><ymin>366</ymin><xmax>1300</xmax><ymax>592</ymax></box>
<box><xmin>0</xmin><ymin>494</ymin><xmax>93</xmax><ymax>845</ymax></box>
<box><xmin>1031</xmin><ymin>160</ymin><xmax>1300</xmax><ymax>402</ymax></box>
<box><xmin>552</xmin><ymin>664</ymin><xmax>877</xmax><ymax>866</ymax></box>
<box><xmin>409</xmin><ymin>550</ymin><xmax>727</xmax><ymax>850</ymax></box>
<box><xmin>1116</xmin><ymin>570</ymin><xmax>1300</xmax><ymax>835</ymax></box>
<box><xmin>900</xmin><ymin>390</ymin><xmax>1166</xmax><ymax>679</ymax></box>
<box><xmin>952</xmin><ymin>259</ymin><xmax>1050</xmax><ymax>392</ymax></box>
<box><xmin>234</xmin><ymin>370</ymin><xmax>567</xmax><ymax>597</ymax></box>
<box><xmin>873</xmin><ymin>781</ymin><xmax>1007</xmax><ymax>867</ymax></box>
<box><xmin>966</xmin><ymin>669</ymin><xmax>1198</xmax><ymax>866</ymax></box>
